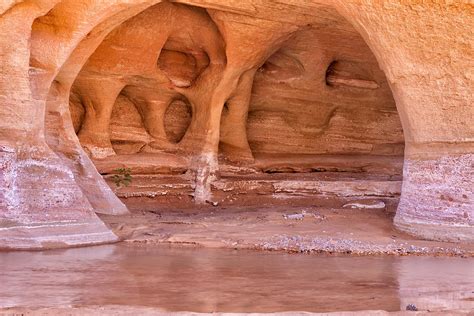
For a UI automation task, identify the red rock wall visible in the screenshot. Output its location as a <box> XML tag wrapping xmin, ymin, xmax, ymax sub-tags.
<box><xmin>70</xmin><ymin>2</ymin><xmax>403</xmax><ymax>159</ymax></box>
<box><xmin>247</xmin><ymin>24</ymin><xmax>403</xmax><ymax>156</ymax></box>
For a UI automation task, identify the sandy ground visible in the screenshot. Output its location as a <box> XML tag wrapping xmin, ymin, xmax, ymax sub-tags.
<box><xmin>101</xmin><ymin>197</ymin><xmax>474</xmax><ymax>257</ymax></box>
<box><xmin>96</xmin><ymin>156</ymin><xmax>469</xmax><ymax>257</ymax></box>
<box><xmin>96</xmin><ymin>154</ymin><xmax>467</xmax><ymax>256</ymax></box>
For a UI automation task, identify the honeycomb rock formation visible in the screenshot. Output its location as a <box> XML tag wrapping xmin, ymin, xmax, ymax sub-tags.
<box><xmin>0</xmin><ymin>0</ymin><xmax>472</xmax><ymax>249</ymax></box>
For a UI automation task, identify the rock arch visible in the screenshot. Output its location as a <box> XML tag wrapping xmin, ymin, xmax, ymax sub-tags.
<box><xmin>0</xmin><ymin>1</ymin><xmax>472</xmax><ymax>249</ymax></box>
<box><xmin>330</xmin><ymin>1</ymin><xmax>474</xmax><ymax>242</ymax></box>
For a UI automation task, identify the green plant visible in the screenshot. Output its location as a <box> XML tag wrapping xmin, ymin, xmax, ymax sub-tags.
<box><xmin>112</xmin><ymin>168</ymin><xmax>132</xmax><ymax>188</ymax></box>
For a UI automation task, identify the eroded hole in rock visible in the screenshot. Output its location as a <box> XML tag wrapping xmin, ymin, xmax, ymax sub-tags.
<box><xmin>110</xmin><ymin>93</ymin><xmax>150</xmax><ymax>154</ymax></box>
<box><xmin>258</xmin><ymin>50</ymin><xmax>305</xmax><ymax>82</ymax></box>
<box><xmin>164</xmin><ymin>98</ymin><xmax>192</xmax><ymax>144</ymax></box>
<box><xmin>69</xmin><ymin>89</ymin><xmax>85</xmax><ymax>134</ymax></box>
<box><xmin>222</xmin><ymin>102</ymin><xmax>229</xmax><ymax>114</ymax></box>
<box><xmin>69</xmin><ymin>1</ymin><xmax>405</xmax><ymax>222</ymax></box>
<box><xmin>158</xmin><ymin>49</ymin><xmax>209</xmax><ymax>87</ymax></box>
<box><xmin>247</xmin><ymin>24</ymin><xmax>404</xmax><ymax>165</ymax></box>
<box><xmin>325</xmin><ymin>60</ymin><xmax>380</xmax><ymax>89</ymax></box>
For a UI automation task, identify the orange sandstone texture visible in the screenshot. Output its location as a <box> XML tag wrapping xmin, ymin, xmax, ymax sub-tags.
<box><xmin>0</xmin><ymin>0</ymin><xmax>472</xmax><ymax>249</ymax></box>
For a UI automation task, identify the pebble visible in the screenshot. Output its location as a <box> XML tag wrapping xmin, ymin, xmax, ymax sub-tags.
<box><xmin>406</xmin><ymin>304</ymin><xmax>418</xmax><ymax>311</ymax></box>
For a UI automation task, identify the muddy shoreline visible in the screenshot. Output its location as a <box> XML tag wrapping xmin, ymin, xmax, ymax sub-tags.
<box><xmin>101</xmin><ymin>203</ymin><xmax>474</xmax><ymax>257</ymax></box>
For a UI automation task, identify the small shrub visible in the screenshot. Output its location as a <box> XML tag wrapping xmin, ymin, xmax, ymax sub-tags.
<box><xmin>112</xmin><ymin>168</ymin><xmax>132</xmax><ymax>188</ymax></box>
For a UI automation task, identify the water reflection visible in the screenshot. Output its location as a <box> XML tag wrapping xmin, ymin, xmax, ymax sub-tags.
<box><xmin>0</xmin><ymin>245</ymin><xmax>472</xmax><ymax>312</ymax></box>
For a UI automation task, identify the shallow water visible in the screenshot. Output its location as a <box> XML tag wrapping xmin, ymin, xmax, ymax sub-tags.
<box><xmin>0</xmin><ymin>244</ymin><xmax>473</xmax><ymax>313</ymax></box>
